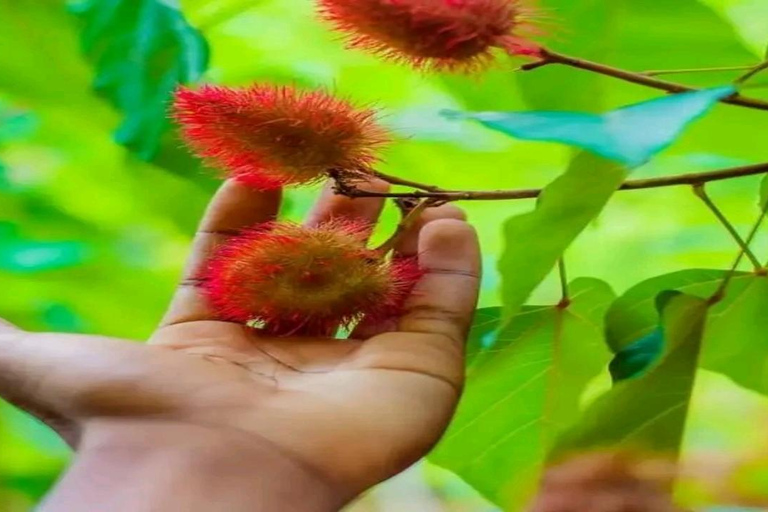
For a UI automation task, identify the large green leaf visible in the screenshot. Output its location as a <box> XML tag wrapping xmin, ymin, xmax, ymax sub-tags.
<box><xmin>498</xmin><ymin>153</ymin><xmax>626</xmax><ymax>319</ymax></box>
<box><xmin>606</xmin><ymin>269</ymin><xmax>768</xmax><ymax>395</ymax></box>
<box><xmin>554</xmin><ymin>292</ymin><xmax>709</xmax><ymax>457</ymax></box>
<box><xmin>443</xmin><ymin>86</ymin><xmax>735</xmax><ymax>168</ymax></box>
<box><xmin>72</xmin><ymin>0</ymin><xmax>209</xmax><ymax>159</ymax></box>
<box><xmin>430</xmin><ymin>278</ymin><xmax>615</xmax><ymax>510</ymax></box>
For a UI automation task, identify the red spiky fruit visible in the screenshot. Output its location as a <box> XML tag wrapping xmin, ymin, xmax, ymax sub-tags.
<box><xmin>529</xmin><ymin>451</ymin><xmax>681</xmax><ymax>512</ymax></box>
<box><xmin>202</xmin><ymin>221</ymin><xmax>421</xmax><ymax>336</ymax></box>
<box><xmin>317</xmin><ymin>0</ymin><xmax>541</xmax><ymax>73</ymax></box>
<box><xmin>173</xmin><ymin>85</ymin><xmax>391</xmax><ymax>190</ymax></box>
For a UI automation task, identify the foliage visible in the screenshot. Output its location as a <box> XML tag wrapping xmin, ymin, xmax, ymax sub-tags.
<box><xmin>2</xmin><ymin>0</ymin><xmax>768</xmax><ymax>510</ymax></box>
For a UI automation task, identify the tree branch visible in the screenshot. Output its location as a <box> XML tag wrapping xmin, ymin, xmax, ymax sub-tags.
<box><xmin>530</xmin><ymin>49</ymin><xmax>768</xmax><ymax>112</ymax></box>
<box><xmin>344</xmin><ymin>162</ymin><xmax>768</xmax><ymax>201</ymax></box>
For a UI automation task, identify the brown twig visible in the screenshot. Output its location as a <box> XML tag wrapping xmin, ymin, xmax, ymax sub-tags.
<box><xmin>343</xmin><ymin>162</ymin><xmax>768</xmax><ymax>201</ymax></box>
<box><xmin>526</xmin><ymin>49</ymin><xmax>768</xmax><ymax>112</ymax></box>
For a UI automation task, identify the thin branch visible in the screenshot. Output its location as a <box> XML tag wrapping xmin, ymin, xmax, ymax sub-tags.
<box><xmin>641</xmin><ymin>65</ymin><xmax>758</xmax><ymax>77</ymax></box>
<box><xmin>529</xmin><ymin>49</ymin><xmax>768</xmax><ymax>112</ymax></box>
<box><xmin>735</xmin><ymin>60</ymin><xmax>768</xmax><ymax>85</ymax></box>
<box><xmin>710</xmin><ymin>209</ymin><xmax>768</xmax><ymax>305</ymax></box>
<box><xmin>692</xmin><ymin>184</ymin><xmax>762</xmax><ymax>270</ymax></box>
<box><xmin>371</xmin><ymin>170</ymin><xmax>444</xmax><ymax>192</ymax></box>
<box><xmin>557</xmin><ymin>258</ymin><xmax>570</xmax><ymax>308</ymax></box>
<box><xmin>346</xmin><ymin>162</ymin><xmax>768</xmax><ymax>201</ymax></box>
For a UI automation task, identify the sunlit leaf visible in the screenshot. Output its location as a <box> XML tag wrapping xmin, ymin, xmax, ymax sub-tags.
<box><xmin>606</xmin><ymin>269</ymin><xmax>768</xmax><ymax>395</ymax></box>
<box><xmin>431</xmin><ymin>278</ymin><xmax>615</xmax><ymax>510</ymax></box>
<box><xmin>443</xmin><ymin>86</ymin><xmax>735</xmax><ymax>167</ymax></box>
<box><xmin>498</xmin><ymin>153</ymin><xmax>626</xmax><ymax>319</ymax></box>
<box><xmin>554</xmin><ymin>292</ymin><xmax>709</xmax><ymax>457</ymax></box>
<box><xmin>72</xmin><ymin>0</ymin><xmax>209</xmax><ymax>159</ymax></box>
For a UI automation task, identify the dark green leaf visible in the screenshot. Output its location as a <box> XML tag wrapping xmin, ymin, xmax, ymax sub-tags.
<box><xmin>554</xmin><ymin>292</ymin><xmax>709</xmax><ymax>457</ymax></box>
<box><xmin>499</xmin><ymin>153</ymin><xmax>626</xmax><ymax>320</ymax></box>
<box><xmin>72</xmin><ymin>0</ymin><xmax>209</xmax><ymax>159</ymax></box>
<box><xmin>430</xmin><ymin>278</ymin><xmax>615</xmax><ymax>510</ymax></box>
<box><xmin>760</xmin><ymin>173</ymin><xmax>768</xmax><ymax>208</ymax></box>
<box><xmin>609</xmin><ymin>328</ymin><xmax>664</xmax><ymax>382</ymax></box>
<box><xmin>443</xmin><ymin>87</ymin><xmax>734</xmax><ymax>167</ymax></box>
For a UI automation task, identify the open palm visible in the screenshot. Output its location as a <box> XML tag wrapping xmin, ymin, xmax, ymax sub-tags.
<box><xmin>0</xmin><ymin>178</ymin><xmax>481</xmax><ymax>501</ymax></box>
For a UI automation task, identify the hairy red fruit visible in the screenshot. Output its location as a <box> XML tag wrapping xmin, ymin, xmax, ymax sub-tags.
<box><xmin>317</xmin><ymin>0</ymin><xmax>541</xmax><ymax>73</ymax></box>
<box><xmin>202</xmin><ymin>221</ymin><xmax>421</xmax><ymax>336</ymax></box>
<box><xmin>173</xmin><ymin>85</ymin><xmax>391</xmax><ymax>190</ymax></box>
<box><xmin>530</xmin><ymin>451</ymin><xmax>681</xmax><ymax>512</ymax></box>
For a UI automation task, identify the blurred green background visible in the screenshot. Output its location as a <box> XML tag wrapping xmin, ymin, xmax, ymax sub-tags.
<box><xmin>1</xmin><ymin>0</ymin><xmax>768</xmax><ymax>510</ymax></box>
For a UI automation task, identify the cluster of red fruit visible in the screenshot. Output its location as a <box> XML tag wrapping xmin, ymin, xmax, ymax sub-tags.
<box><xmin>174</xmin><ymin>0</ymin><xmax>537</xmax><ymax>335</ymax></box>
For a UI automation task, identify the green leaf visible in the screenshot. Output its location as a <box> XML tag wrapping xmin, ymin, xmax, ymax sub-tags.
<box><xmin>72</xmin><ymin>0</ymin><xmax>209</xmax><ymax>159</ymax></box>
<box><xmin>499</xmin><ymin>152</ymin><xmax>626</xmax><ymax>320</ymax></box>
<box><xmin>430</xmin><ymin>278</ymin><xmax>616</xmax><ymax>510</ymax></box>
<box><xmin>443</xmin><ymin>86</ymin><xmax>735</xmax><ymax>168</ymax></box>
<box><xmin>606</xmin><ymin>270</ymin><xmax>768</xmax><ymax>395</ymax></box>
<box><xmin>554</xmin><ymin>292</ymin><xmax>709</xmax><ymax>458</ymax></box>
<box><xmin>466</xmin><ymin>307</ymin><xmax>502</xmax><ymax>365</ymax></box>
<box><xmin>760</xmin><ymin>173</ymin><xmax>768</xmax><ymax>208</ymax></box>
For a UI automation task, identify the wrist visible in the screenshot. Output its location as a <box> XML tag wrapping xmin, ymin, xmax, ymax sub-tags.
<box><xmin>42</xmin><ymin>420</ymin><xmax>350</xmax><ymax>512</ymax></box>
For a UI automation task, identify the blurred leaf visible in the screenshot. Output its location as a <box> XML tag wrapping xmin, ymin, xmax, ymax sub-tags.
<box><xmin>431</xmin><ymin>278</ymin><xmax>615</xmax><ymax>510</ymax></box>
<box><xmin>72</xmin><ymin>0</ymin><xmax>209</xmax><ymax>159</ymax></box>
<box><xmin>443</xmin><ymin>86</ymin><xmax>735</xmax><ymax>167</ymax></box>
<box><xmin>0</xmin><ymin>108</ymin><xmax>36</xmax><ymax>142</ymax></box>
<box><xmin>606</xmin><ymin>270</ymin><xmax>768</xmax><ymax>395</ymax></box>
<box><xmin>499</xmin><ymin>153</ymin><xmax>626</xmax><ymax>319</ymax></box>
<box><xmin>0</xmin><ymin>240</ymin><xmax>89</xmax><ymax>273</ymax></box>
<box><xmin>554</xmin><ymin>292</ymin><xmax>709</xmax><ymax>457</ymax></box>
<box><xmin>760</xmin><ymin>173</ymin><xmax>768</xmax><ymax>207</ymax></box>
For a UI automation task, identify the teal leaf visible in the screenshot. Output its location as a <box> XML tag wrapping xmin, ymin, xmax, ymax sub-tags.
<box><xmin>443</xmin><ymin>86</ymin><xmax>735</xmax><ymax>167</ymax></box>
<box><xmin>554</xmin><ymin>292</ymin><xmax>709</xmax><ymax>458</ymax></box>
<box><xmin>430</xmin><ymin>278</ymin><xmax>615</xmax><ymax>510</ymax></box>
<box><xmin>72</xmin><ymin>0</ymin><xmax>209</xmax><ymax>159</ymax></box>
<box><xmin>499</xmin><ymin>152</ymin><xmax>626</xmax><ymax>319</ymax></box>
<box><xmin>0</xmin><ymin>240</ymin><xmax>89</xmax><ymax>273</ymax></box>
<box><xmin>606</xmin><ymin>270</ymin><xmax>768</xmax><ymax>395</ymax></box>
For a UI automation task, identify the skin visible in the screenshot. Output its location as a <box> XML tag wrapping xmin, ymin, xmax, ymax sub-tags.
<box><xmin>0</xmin><ymin>178</ymin><xmax>481</xmax><ymax>511</ymax></box>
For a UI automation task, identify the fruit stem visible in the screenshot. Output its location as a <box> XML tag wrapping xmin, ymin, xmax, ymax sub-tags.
<box><xmin>374</xmin><ymin>199</ymin><xmax>434</xmax><ymax>255</ymax></box>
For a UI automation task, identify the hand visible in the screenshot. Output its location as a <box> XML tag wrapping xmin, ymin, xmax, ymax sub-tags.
<box><xmin>0</xmin><ymin>178</ymin><xmax>481</xmax><ymax>511</ymax></box>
